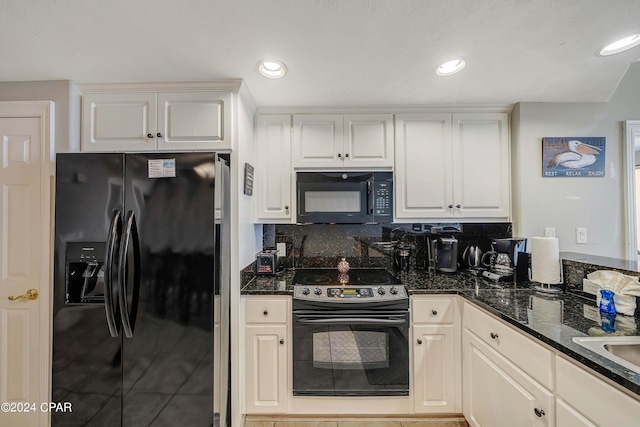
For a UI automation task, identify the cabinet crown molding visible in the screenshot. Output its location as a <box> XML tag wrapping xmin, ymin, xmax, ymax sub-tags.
<box><xmin>256</xmin><ymin>104</ymin><xmax>513</xmax><ymax>115</ymax></box>
<box><xmin>76</xmin><ymin>79</ymin><xmax>245</xmax><ymax>94</ymax></box>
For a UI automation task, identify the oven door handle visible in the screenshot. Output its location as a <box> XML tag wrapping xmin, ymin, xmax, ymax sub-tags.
<box><xmin>296</xmin><ymin>317</ymin><xmax>407</xmax><ymax>325</ymax></box>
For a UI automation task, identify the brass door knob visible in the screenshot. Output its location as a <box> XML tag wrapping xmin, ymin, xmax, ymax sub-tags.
<box><xmin>8</xmin><ymin>289</ymin><xmax>39</xmax><ymax>301</ymax></box>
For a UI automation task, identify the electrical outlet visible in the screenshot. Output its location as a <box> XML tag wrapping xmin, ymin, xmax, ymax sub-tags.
<box><xmin>576</xmin><ymin>227</ymin><xmax>588</xmax><ymax>244</ymax></box>
<box><xmin>544</xmin><ymin>228</ymin><xmax>556</xmax><ymax>237</ymax></box>
<box><xmin>277</xmin><ymin>242</ymin><xmax>286</xmax><ymax>258</ymax></box>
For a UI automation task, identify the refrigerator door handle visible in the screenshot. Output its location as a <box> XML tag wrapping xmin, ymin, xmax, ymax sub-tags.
<box><xmin>104</xmin><ymin>210</ymin><xmax>122</xmax><ymax>338</ymax></box>
<box><xmin>118</xmin><ymin>210</ymin><xmax>141</xmax><ymax>339</ymax></box>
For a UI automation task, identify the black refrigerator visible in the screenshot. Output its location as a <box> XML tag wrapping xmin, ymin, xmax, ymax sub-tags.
<box><xmin>52</xmin><ymin>152</ymin><xmax>230</xmax><ymax>427</ymax></box>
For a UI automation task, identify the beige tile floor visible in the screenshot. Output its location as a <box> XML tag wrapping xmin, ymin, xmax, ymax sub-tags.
<box><xmin>245</xmin><ymin>417</ymin><xmax>469</xmax><ymax>427</ymax></box>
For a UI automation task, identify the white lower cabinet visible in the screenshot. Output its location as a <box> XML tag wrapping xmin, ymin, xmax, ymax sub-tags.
<box><xmin>243</xmin><ymin>297</ymin><xmax>290</xmax><ymax>414</ymax></box>
<box><xmin>556</xmin><ymin>398</ymin><xmax>597</xmax><ymax>427</ymax></box>
<box><xmin>463</xmin><ymin>303</ymin><xmax>554</xmax><ymax>427</ymax></box>
<box><xmin>411</xmin><ymin>296</ymin><xmax>461</xmax><ymax>413</ymax></box>
<box><xmin>555</xmin><ymin>356</ymin><xmax>640</xmax><ymax>427</ymax></box>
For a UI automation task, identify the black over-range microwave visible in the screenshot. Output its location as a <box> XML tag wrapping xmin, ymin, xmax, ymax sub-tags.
<box><xmin>296</xmin><ymin>171</ymin><xmax>393</xmax><ymax>223</ymax></box>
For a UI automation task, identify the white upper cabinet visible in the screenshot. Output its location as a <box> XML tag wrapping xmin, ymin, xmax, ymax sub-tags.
<box><xmin>157</xmin><ymin>91</ymin><xmax>229</xmax><ymax>150</ymax></box>
<box><xmin>394</xmin><ymin>113</ymin><xmax>453</xmax><ymax>219</ymax></box>
<box><xmin>82</xmin><ymin>92</ymin><xmax>157</xmax><ymax>152</ymax></box>
<box><xmin>395</xmin><ymin>112</ymin><xmax>510</xmax><ymax>221</ymax></box>
<box><xmin>293</xmin><ymin>114</ymin><xmax>393</xmax><ymax>168</ymax></box>
<box><xmin>81</xmin><ymin>88</ymin><xmax>231</xmax><ymax>152</ymax></box>
<box><xmin>255</xmin><ymin>115</ymin><xmax>293</xmax><ymax>222</ymax></box>
<box><xmin>452</xmin><ymin>113</ymin><xmax>510</xmax><ymax>219</ymax></box>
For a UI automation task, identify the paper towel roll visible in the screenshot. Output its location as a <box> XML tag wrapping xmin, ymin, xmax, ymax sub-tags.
<box><xmin>531</xmin><ymin>237</ymin><xmax>561</xmax><ymax>284</ymax></box>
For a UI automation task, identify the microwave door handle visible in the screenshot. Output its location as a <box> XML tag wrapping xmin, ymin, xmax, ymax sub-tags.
<box><xmin>367</xmin><ymin>181</ymin><xmax>373</xmax><ymax>214</ymax></box>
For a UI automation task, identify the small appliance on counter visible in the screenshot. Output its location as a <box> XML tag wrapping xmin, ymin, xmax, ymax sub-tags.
<box><xmin>394</xmin><ymin>243</ymin><xmax>413</xmax><ymax>273</ymax></box>
<box><xmin>431</xmin><ymin>236</ymin><xmax>458</xmax><ymax>274</ymax></box>
<box><xmin>461</xmin><ymin>244</ymin><xmax>483</xmax><ymax>271</ymax></box>
<box><xmin>480</xmin><ymin>237</ymin><xmax>528</xmax><ymax>282</ymax></box>
<box><xmin>256</xmin><ymin>249</ymin><xmax>280</xmax><ymax>275</ymax></box>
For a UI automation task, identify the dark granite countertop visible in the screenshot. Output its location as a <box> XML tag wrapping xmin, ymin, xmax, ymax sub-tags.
<box><xmin>240</xmin><ymin>267</ymin><xmax>640</xmax><ymax>399</ymax></box>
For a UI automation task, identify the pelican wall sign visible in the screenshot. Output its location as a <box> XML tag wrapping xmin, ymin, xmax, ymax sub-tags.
<box><xmin>542</xmin><ymin>137</ymin><xmax>605</xmax><ymax>177</ymax></box>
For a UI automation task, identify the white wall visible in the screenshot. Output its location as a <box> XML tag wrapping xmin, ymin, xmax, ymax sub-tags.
<box><xmin>512</xmin><ymin>63</ymin><xmax>640</xmax><ymax>258</ymax></box>
<box><xmin>0</xmin><ymin>80</ymin><xmax>80</xmax><ymax>153</ymax></box>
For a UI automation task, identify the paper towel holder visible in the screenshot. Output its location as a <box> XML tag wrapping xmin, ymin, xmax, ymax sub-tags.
<box><xmin>529</xmin><ymin>258</ymin><xmax>564</xmax><ymax>294</ymax></box>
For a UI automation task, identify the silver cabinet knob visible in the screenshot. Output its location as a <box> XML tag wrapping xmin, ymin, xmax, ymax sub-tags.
<box><xmin>147</xmin><ymin>133</ymin><xmax>154</xmax><ymax>139</ymax></box>
<box><xmin>157</xmin><ymin>132</ymin><xmax>163</xmax><ymax>138</ymax></box>
<box><xmin>337</xmin><ymin>153</ymin><xmax>342</xmax><ymax>158</ymax></box>
<box><xmin>279</xmin><ymin>338</ymin><xmax>285</xmax><ymax>345</ymax></box>
<box><xmin>456</xmin><ymin>204</ymin><xmax>461</xmax><ymax>208</ymax></box>
<box><xmin>284</xmin><ymin>205</ymin><xmax>289</xmax><ymax>213</ymax></box>
<box><xmin>432</xmin><ymin>310</ymin><xmax>438</xmax><ymax>316</ymax></box>
<box><xmin>345</xmin><ymin>153</ymin><xmax>349</xmax><ymax>158</ymax></box>
<box><xmin>534</xmin><ymin>408</ymin><xmax>545</xmax><ymax>418</ymax></box>
<box><xmin>417</xmin><ymin>339</ymin><xmax>422</xmax><ymax>345</ymax></box>
<box><xmin>448</xmin><ymin>204</ymin><xmax>453</xmax><ymax>208</ymax></box>
<box><xmin>263</xmin><ymin>310</ymin><xmax>269</xmax><ymax>316</ymax></box>
<box><xmin>490</xmin><ymin>332</ymin><xmax>499</xmax><ymax>340</ymax></box>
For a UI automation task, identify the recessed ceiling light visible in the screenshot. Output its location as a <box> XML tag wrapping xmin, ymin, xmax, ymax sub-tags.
<box><xmin>599</xmin><ymin>33</ymin><xmax>640</xmax><ymax>56</ymax></box>
<box><xmin>257</xmin><ymin>59</ymin><xmax>288</xmax><ymax>79</ymax></box>
<box><xmin>436</xmin><ymin>58</ymin><xmax>466</xmax><ymax>76</ymax></box>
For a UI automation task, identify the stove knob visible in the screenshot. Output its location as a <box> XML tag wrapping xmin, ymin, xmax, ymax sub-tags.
<box><xmin>378</xmin><ymin>287</ymin><xmax>386</xmax><ymax>295</ymax></box>
<box><xmin>302</xmin><ymin>287</ymin><xmax>310</xmax><ymax>295</ymax></box>
<box><xmin>390</xmin><ymin>286</ymin><xmax>398</xmax><ymax>295</ymax></box>
<box><xmin>314</xmin><ymin>287</ymin><xmax>322</xmax><ymax>296</ymax></box>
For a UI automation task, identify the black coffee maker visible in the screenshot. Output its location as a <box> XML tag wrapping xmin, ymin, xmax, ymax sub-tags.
<box><xmin>429</xmin><ymin>236</ymin><xmax>458</xmax><ymax>274</ymax></box>
<box><xmin>481</xmin><ymin>237</ymin><xmax>528</xmax><ymax>281</ymax></box>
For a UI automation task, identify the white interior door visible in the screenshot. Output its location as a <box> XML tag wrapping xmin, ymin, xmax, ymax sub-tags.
<box><xmin>0</xmin><ymin>102</ymin><xmax>53</xmax><ymax>427</ymax></box>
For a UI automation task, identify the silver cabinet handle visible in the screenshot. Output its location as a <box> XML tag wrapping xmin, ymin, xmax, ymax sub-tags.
<box><xmin>345</xmin><ymin>153</ymin><xmax>349</xmax><ymax>158</ymax></box>
<box><xmin>534</xmin><ymin>408</ymin><xmax>545</xmax><ymax>418</ymax></box>
<box><xmin>431</xmin><ymin>310</ymin><xmax>438</xmax><ymax>316</ymax></box>
<box><xmin>417</xmin><ymin>339</ymin><xmax>422</xmax><ymax>345</ymax></box>
<box><xmin>263</xmin><ymin>310</ymin><xmax>269</xmax><ymax>316</ymax></box>
<box><xmin>147</xmin><ymin>133</ymin><xmax>154</xmax><ymax>139</ymax></box>
<box><xmin>490</xmin><ymin>332</ymin><xmax>499</xmax><ymax>340</ymax></box>
<box><xmin>279</xmin><ymin>338</ymin><xmax>284</xmax><ymax>345</ymax></box>
<box><xmin>456</xmin><ymin>204</ymin><xmax>461</xmax><ymax>208</ymax></box>
<box><xmin>156</xmin><ymin>132</ymin><xmax>163</xmax><ymax>138</ymax></box>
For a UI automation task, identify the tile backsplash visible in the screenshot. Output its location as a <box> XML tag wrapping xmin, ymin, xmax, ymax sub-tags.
<box><xmin>263</xmin><ymin>222</ymin><xmax>512</xmax><ymax>270</ymax></box>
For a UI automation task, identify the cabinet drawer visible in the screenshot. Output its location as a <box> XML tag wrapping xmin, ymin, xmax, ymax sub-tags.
<box><xmin>464</xmin><ymin>303</ymin><xmax>553</xmax><ymax>390</ymax></box>
<box><xmin>412</xmin><ymin>297</ymin><xmax>454</xmax><ymax>324</ymax></box>
<box><xmin>244</xmin><ymin>298</ymin><xmax>289</xmax><ymax>324</ymax></box>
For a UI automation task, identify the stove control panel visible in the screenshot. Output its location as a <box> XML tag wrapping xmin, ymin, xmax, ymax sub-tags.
<box><xmin>327</xmin><ymin>287</ymin><xmax>374</xmax><ymax>298</ymax></box>
<box><xmin>294</xmin><ymin>285</ymin><xmax>407</xmax><ymax>301</ymax></box>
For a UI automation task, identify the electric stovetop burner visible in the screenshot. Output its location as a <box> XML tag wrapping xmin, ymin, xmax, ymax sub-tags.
<box><xmin>293</xmin><ymin>268</ymin><xmax>398</xmax><ymax>286</ymax></box>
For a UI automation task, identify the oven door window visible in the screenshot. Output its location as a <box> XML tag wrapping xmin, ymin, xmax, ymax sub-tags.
<box><xmin>313</xmin><ymin>330</ymin><xmax>388</xmax><ymax>370</ymax></box>
<box><xmin>292</xmin><ymin>316</ymin><xmax>409</xmax><ymax>396</ymax></box>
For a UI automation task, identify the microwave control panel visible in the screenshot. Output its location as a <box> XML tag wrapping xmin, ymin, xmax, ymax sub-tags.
<box><xmin>374</xmin><ymin>181</ymin><xmax>392</xmax><ymax>217</ymax></box>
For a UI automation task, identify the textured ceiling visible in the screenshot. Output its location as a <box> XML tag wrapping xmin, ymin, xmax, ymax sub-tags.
<box><xmin>1</xmin><ymin>0</ymin><xmax>639</xmax><ymax>107</ymax></box>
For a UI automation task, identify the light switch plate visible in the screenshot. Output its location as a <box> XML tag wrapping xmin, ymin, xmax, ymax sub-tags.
<box><xmin>544</xmin><ymin>228</ymin><xmax>556</xmax><ymax>237</ymax></box>
<box><xmin>576</xmin><ymin>227</ymin><xmax>588</xmax><ymax>244</ymax></box>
